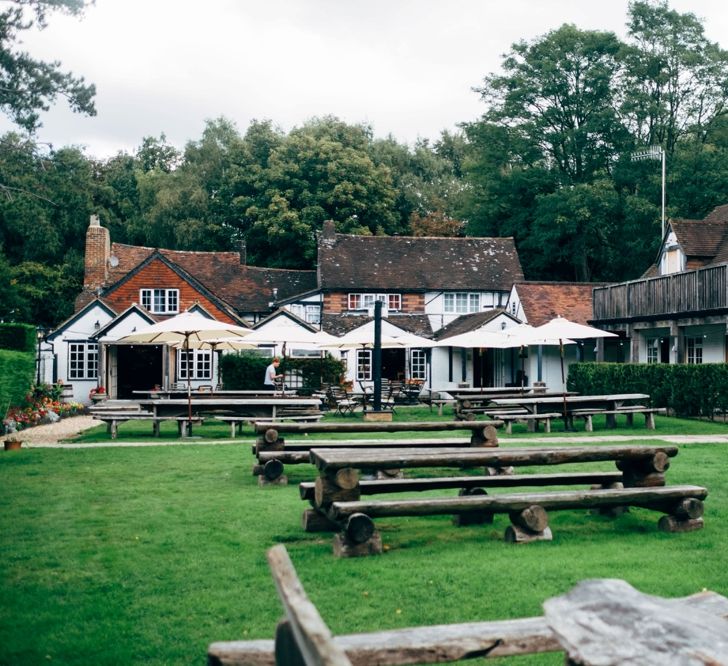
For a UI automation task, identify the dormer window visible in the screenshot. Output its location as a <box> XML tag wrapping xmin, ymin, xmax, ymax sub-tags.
<box><xmin>348</xmin><ymin>294</ymin><xmax>401</xmax><ymax>311</ymax></box>
<box><xmin>140</xmin><ymin>288</ymin><xmax>179</xmax><ymax>314</ymax></box>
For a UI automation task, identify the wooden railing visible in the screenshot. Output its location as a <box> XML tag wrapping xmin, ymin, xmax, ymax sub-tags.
<box><xmin>593</xmin><ymin>263</ymin><xmax>728</xmax><ymax>321</ymax></box>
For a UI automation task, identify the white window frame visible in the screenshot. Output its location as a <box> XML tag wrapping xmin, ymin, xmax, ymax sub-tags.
<box><xmin>68</xmin><ymin>342</ymin><xmax>98</xmax><ymax>379</ymax></box>
<box><xmin>356</xmin><ymin>349</ymin><xmax>372</xmax><ymax>381</ymax></box>
<box><xmin>686</xmin><ymin>336</ymin><xmax>703</xmax><ymax>364</ymax></box>
<box><xmin>410</xmin><ymin>348</ymin><xmax>427</xmax><ymax>380</ymax></box>
<box><xmin>444</xmin><ymin>292</ymin><xmax>481</xmax><ymax>314</ymax></box>
<box><xmin>140</xmin><ymin>288</ymin><xmax>180</xmax><ymax>314</ymax></box>
<box><xmin>305</xmin><ymin>305</ymin><xmax>321</xmax><ymax>325</ymax></box>
<box><xmin>347</xmin><ymin>293</ymin><xmax>401</xmax><ymax>312</ymax></box>
<box><xmin>177</xmin><ymin>350</ymin><xmax>212</xmax><ymax>380</ymax></box>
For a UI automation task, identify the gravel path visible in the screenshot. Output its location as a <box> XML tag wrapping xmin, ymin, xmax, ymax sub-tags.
<box><xmin>8</xmin><ymin>415</ymin><xmax>101</xmax><ymax>444</ymax></box>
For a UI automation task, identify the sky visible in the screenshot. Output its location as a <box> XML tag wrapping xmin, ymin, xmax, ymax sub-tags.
<box><xmin>3</xmin><ymin>0</ymin><xmax>728</xmax><ymax>159</ymax></box>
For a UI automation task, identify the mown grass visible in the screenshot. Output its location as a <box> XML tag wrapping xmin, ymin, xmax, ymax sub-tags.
<box><xmin>2</xmin><ymin>412</ymin><xmax>727</xmax><ymax>664</ymax></box>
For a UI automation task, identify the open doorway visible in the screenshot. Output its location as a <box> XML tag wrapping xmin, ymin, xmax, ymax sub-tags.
<box><xmin>116</xmin><ymin>345</ymin><xmax>163</xmax><ymax>398</ymax></box>
<box><xmin>381</xmin><ymin>348</ymin><xmax>405</xmax><ymax>380</ymax></box>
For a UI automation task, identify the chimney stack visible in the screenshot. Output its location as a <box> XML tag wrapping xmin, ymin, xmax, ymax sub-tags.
<box><xmin>238</xmin><ymin>239</ymin><xmax>246</xmax><ymax>265</ymax></box>
<box><xmin>84</xmin><ymin>214</ymin><xmax>110</xmax><ymax>291</ymax></box>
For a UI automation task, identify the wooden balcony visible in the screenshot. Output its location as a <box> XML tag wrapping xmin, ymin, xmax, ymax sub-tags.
<box><xmin>593</xmin><ymin>264</ymin><xmax>728</xmax><ymax>323</ymax></box>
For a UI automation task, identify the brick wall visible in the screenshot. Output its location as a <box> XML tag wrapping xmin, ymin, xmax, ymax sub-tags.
<box><xmin>323</xmin><ymin>292</ymin><xmax>425</xmax><ymax>314</ymax></box>
<box><xmin>104</xmin><ymin>258</ymin><xmax>238</xmax><ymax>324</ymax></box>
<box><xmin>84</xmin><ymin>216</ymin><xmax>110</xmax><ymax>291</ymax></box>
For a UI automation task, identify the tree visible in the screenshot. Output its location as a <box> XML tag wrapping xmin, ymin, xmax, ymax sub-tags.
<box><xmin>0</xmin><ymin>0</ymin><xmax>96</xmax><ymax>132</ymax></box>
<box><xmin>621</xmin><ymin>0</ymin><xmax>728</xmax><ymax>154</ymax></box>
<box><xmin>475</xmin><ymin>24</ymin><xmax>626</xmax><ymax>187</ymax></box>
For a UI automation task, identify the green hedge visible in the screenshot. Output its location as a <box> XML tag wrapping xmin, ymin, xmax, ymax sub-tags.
<box><xmin>0</xmin><ymin>323</ymin><xmax>36</xmax><ymax>353</ymax></box>
<box><xmin>219</xmin><ymin>353</ymin><xmax>345</xmax><ymax>393</ymax></box>
<box><xmin>568</xmin><ymin>362</ymin><xmax>728</xmax><ymax>417</ymax></box>
<box><xmin>0</xmin><ymin>350</ymin><xmax>35</xmax><ymax>416</ymax></box>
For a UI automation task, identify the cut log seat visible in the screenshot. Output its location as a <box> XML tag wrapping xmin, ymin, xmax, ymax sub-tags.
<box><xmin>327</xmin><ymin>484</ymin><xmax>708</xmax><ymax>546</ymax></box>
<box><xmin>600</xmin><ymin>407</ymin><xmax>667</xmax><ymax>429</ymax></box>
<box><xmin>299</xmin><ymin>471</ymin><xmax>625</xmax><ymax>502</ymax></box>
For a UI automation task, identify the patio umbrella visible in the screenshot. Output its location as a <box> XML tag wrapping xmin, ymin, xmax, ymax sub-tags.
<box><xmin>118</xmin><ymin>312</ymin><xmax>252</xmax><ymax>426</ymax></box>
<box><xmin>529</xmin><ymin>317</ymin><xmax>617</xmax><ymax>428</ymax></box>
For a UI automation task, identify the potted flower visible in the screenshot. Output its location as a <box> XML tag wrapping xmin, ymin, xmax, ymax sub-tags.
<box><xmin>89</xmin><ymin>386</ymin><xmax>107</xmax><ymax>403</ymax></box>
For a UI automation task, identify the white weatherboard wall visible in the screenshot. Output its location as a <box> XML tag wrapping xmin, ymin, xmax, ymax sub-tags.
<box><xmin>424</xmin><ymin>290</ymin><xmax>506</xmax><ymax>333</ymax></box>
<box><xmin>50</xmin><ymin>304</ymin><xmax>114</xmax><ymax>404</ymax></box>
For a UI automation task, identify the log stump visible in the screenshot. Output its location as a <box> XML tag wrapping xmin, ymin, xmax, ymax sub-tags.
<box><xmin>505</xmin><ymin>505</ymin><xmax>552</xmax><ymax>543</ymax></box>
<box><xmin>302</xmin><ymin>509</ymin><xmax>339</xmax><ymax>533</ymax></box>
<box><xmin>333</xmin><ymin>531</ymin><xmax>383</xmax><ymax>558</ymax></box>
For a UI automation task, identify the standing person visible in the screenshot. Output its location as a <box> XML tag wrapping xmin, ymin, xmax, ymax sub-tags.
<box><xmin>264</xmin><ymin>357</ymin><xmax>282</xmax><ymax>390</ymax></box>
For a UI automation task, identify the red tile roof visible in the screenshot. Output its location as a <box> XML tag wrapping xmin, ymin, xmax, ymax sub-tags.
<box><xmin>107</xmin><ymin>243</ymin><xmax>316</xmax><ymax>314</ymax></box>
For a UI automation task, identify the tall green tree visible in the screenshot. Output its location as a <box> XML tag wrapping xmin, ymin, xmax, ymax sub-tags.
<box><xmin>0</xmin><ymin>0</ymin><xmax>95</xmax><ymax>132</ymax></box>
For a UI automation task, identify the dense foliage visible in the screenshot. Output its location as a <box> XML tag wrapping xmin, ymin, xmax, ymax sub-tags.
<box><xmin>0</xmin><ymin>322</ymin><xmax>36</xmax><ymax>352</ymax></box>
<box><xmin>219</xmin><ymin>352</ymin><xmax>345</xmax><ymax>393</ymax></box>
<box><xmin>1</xmin><ymin>1</ymin><xmax>727</xmax><ymax>328</ymax></box>
<box><xmin>0</xmin><ymin>349</ymin><xmax>35</xmax><ymax>418</ymax></box>
<box><xmin>568</xmin><ymin>362</ymin><xmax>728</xmax><ymax>417</ymax></box>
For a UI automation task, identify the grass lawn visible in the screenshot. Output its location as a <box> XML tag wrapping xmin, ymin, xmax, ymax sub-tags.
<box><xmin>1</xmin><ymin>411</ymin><xmax>727</xmax><ymax>664</ymax></box>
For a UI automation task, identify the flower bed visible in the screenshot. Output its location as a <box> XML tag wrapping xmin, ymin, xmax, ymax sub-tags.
<box><xmin>3</xmin><ymin>381</ymin><xmax>85</xmax><ymax>433</ymax></box>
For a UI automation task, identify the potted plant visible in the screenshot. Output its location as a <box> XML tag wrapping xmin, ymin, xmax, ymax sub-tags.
<box><xmin>89</xmin><ymin>386</ymin><xmax>107</xmax><ymax>403</ymax></box>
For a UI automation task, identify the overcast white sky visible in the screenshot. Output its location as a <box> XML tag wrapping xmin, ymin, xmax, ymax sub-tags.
<box><xmin>3</xmin><ymin>0</ymin><xmax>727</xmax><ymax>158</ymax></box>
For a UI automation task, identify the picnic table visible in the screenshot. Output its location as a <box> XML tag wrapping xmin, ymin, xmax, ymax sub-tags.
<box><xmin>137</xmin><ymin>397</ymin><xmax>322</xmax><ymax>421</ymax></box>
<box><xmin>489</xmin><ymin>393</ymin><xmax>657</xmax><ymax>430</ymax></box>
<box><xmin>303</xmin><ymin>443</ymin><xmax>706</xmax><ymax>556</ymax></box>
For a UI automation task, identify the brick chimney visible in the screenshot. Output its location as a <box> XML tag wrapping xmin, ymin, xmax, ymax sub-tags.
<box><xmin>84</xmin><ymin>214</ymin><xmax>110</xmax><ymax>292</ymax></box>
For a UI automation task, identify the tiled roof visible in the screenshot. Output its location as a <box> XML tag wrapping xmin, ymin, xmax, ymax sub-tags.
<box><xmin>317</xmin><ymin>232</ymin><xmax>523</xmax><ymax>291</ymax></box>
<box><xmin>107</xmin><ymin>243</ymin><xmax>316</xmax><ymax>314</ymax></box>
<box><xmin>321</xmin><ymin>313</ymin><xmax>434</xmax><ymax>338</ymax></box>
<box><xmin>435</xmin><ymin>310</ymin><xmax>512</xmax><ymax>340</ymax></box>
<box><xmin>515</xmin><ymin>282</ymin><xmax>609</xmax><ymax>326</ymax></box>
<box><xmin>668</xmin><ymin>205</ymin><xmax>728</xmax><ymax>262</ymax></box>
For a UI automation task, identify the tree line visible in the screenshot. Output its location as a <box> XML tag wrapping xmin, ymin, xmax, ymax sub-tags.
<box><xmin>1</xmin><ymin>0</ymin><xmax>727</xmax><ymax>328</ymax></box>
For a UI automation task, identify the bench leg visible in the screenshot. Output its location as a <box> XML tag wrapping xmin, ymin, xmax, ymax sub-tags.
<box><xmin>584</xmin><ymin>415</ymin><xmax>593</xmax><ymax>432</ymax></box>
<box><xmin>625</xmin><ymin>413</ymin><xmax>634</xmax><ymax>427</ymax></box>
<box><xmin>527</xmin><ymin>419</ymin><xmax>537</xmax><ymax>433</ymax></box>
<box><xmin>505</xmin><ymin>420</ymin><xmax>512</xmax><ymax>435</ymax></box>
<box><xmin>437</xmin><ymin>403</ymin><xmax>444</xmax><ymax>416</ymax></box>
<box><xmin>544</xmin><ymin>418</ymin><xmax>551</xmax><ymax>433</ymax></box>
<box><xmin>645</xmin><ymin>412</ymin><xmax>655</xmax><ymax>429</ymax></box>
<box><xmin>230</xmin><ymin>422</ymin><xmax>237</xmax><ymax>437</ymax></box>
<box><xmin>110</xmin><ymin>420</ymin><xmax>118</xmax><ymax>440</ymax></box>
<box><xmin>606</xmin><ymin>413</ymin><xmax>617</xmax><ymax>428</ymax></box>
<box><xmin>152</xmin><ymin>420</ymin><xmax>160</xmax><ymax>437</ymax></box>
<box><xmin>333</xmin><ymin>531</ymin><xmax>383</xmax><ymax>558</ymax></box>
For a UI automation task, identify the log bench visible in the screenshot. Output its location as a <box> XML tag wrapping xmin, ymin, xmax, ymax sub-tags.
<box><xmin>489</xmin><ymin>412</ymin><xmax>561</xmax><ymax>434</ymax></box>
<box><xmin>302</xmin><ymin>444</ymin><xmax>707</xmax><ymax>555</ymax></box>
<box><xmin>207</xmin><ymin>545</ymin><xmax>728</xmax><ymax>665</ymax></box>
<box><xmin>568</xmin><ymin>406</ymin><xmax>667</xmax><ymax>431</ymax></box>
<box><xmin>250</xmin><ymin>420</ymin><xmax>502</xmax><ymax>484</ymax></box>
<box><xmin>216</xmin><ymin>413</ymin><xmax>325</xmax><ymax>437</ymax></box>
<box><xmin>91</xmin><ymin>411</ymin><xmax>204</xmax><ymax>438</ymax></box>
<box><xmin>431</xmin><ymin>398</ymin><xmax>456</xmax><ymax>416</ymax></box>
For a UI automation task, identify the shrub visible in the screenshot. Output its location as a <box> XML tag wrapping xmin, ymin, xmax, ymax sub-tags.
<box><xmin>0</xmin><ymin>323</ymin><xmax>37</xmax><ymax>353</ymax></box>
<box><xmin>0</xmin><ymin>349</ymin><xmax>35</xmax><ymax>418</ymax></box>
<box><xmin>219</xmin><ymin>353</ymin><xmax>345</xmax><ymax>392</ymax></box>
<box><xmin>568</xmin><ymin>362</ymin><xmax>728</xmax><ymax>417</ymax></box>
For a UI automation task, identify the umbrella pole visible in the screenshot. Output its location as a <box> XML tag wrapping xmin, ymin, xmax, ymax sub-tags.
<box><xmin>559</xmin><ymin>338</ymin><xmax>572</xmax><ymax>431</ymax></box>
<box><xmin>186</xmin><ymin>335</ymin><xmax>192</xmax><ymax>433</ymax></box>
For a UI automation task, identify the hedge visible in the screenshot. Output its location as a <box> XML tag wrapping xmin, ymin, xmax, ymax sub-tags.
<box><xmin>219</xmin><ymin>353</ymin><xmax>346</xmax><ymax>393</ymax></box>
<box><xmin>0</xmin><ymin>323</ymin><xmax>36</xmax><ymax>353</ymax></box>
<box><xmin>568</xmin><ymin>362</ymin><xmax>728</xmax><ymax>417</ymax></box>
<box><xmin>0</xmin><ymin>350</ymin><xmax>36</xmax><ymax>416</ymax></box>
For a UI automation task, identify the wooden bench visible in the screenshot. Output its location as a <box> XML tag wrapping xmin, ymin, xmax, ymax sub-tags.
<box><xmin>91</xmin><ymin>411</ymin><xmax>204</xmax><ymax>438</ymax></box>
<box><xmin>207</xmin><ymin>545</ymin><xmax>728</xmax><ymax>665</ymax></box>
<box><xmin>303</xmin><ymin>444</ymin><xmax>706</xmax><ymax>555</ymax></box>
<box><xmin>215</xmin><ymin>413</ymin><xmax>325</xmax><ymax>437</ymax></box>
<box><xmin>489</xmin><ymin>412</ymin><xmax>561</xmax><ymax>434</ymax></box>
<box><xmin>430</xmin><ymin>398</ymin><xmax>456</xmax><ymax>416</ymax></box>
<box><xmin>250</xmin><ymin>420</ymin><xmax>502</xmax><ymax>484</ymax></box>
<box><xmin>568</xmin><ymin>406</ymin><xmax>667</xmax><ymax>431</ymax></box>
